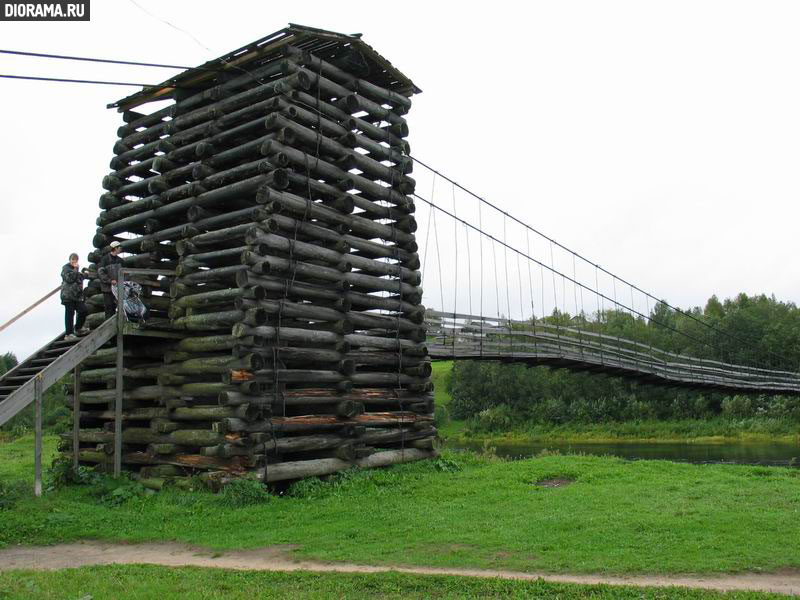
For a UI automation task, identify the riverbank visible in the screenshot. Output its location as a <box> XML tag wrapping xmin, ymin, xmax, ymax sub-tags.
<box><xmin>2</xmin><ymin>435</ymin><xmax>799</xmax><ymax>575</ymax></box>
<box><xmin>441</xmin><ymin>420</ymin><xmax>800</xmax><ymax>446</ymax></box>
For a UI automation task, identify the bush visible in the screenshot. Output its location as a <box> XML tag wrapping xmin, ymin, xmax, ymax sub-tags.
<box><xmin>47</xmin><ymin>456</ymin><xmax>103</xmax><ymax>489</ymax></box>
<box><xmin>770</xmin><ymin>396</ymin><xmax>800</xmax><ymax>420</ymax></box>
<box><xmin>0</xmin><ymin>352</ymin><xmax>18</xmax><ymax>376</ymax></box>
<box><xmin>98</xmin><ymin>480</ymin><xmax>148</xmax><ymax>507</ymax></box>
<box><xmin>0</xmin><ymin>479</ymin><xmax>23</xmax><ymax>511</ymax></box>
<box><xmin>219</xmin><ymin>478</ymin><xmax>272</xmax><ymax>508</ymax></box>
<box><xmin>624</xmin><ymin>399</ymin><xmax>657</xmax><ymax>421</ymax></box>
<box><xmin>432</xmin><ymin>456</ymin><xmax>462</xmax><ymax>472</ymax></box>
<box><xmin>539</xmin><ymin>397</ymin><xmax>570</xmax><ymax>424</ymax></box>
<box><xmin>434</xmin><ymin>403</ymin><xmax>450</xmax><ymax>427</ymax></box>
<box><xmin>47</xmin><ymin>456</ymin><xmax>148</xmax><ymax>506</ymax></box>
<box><xmin>286</xmin><ymin>475</ymin><xmax>329</xmax><ymax>500</ymax></box>
<box><xmin>692</xmin><ymin>395</ymin><xmax>713</xmax><ymax>419</ymax></box>
<box><xmin>722</xmin><ymin>395</ymin><xmax>752</xmax><ymax>419</ymax></box>
<box><xmin>468</xmin><ymin>404</ymin><xmax>516</xmax><ymax>433</ymax></box>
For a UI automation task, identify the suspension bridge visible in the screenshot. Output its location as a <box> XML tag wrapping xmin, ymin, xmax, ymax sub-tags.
<box><xmin>411</xmin><ymin>158</ymin><xmax>800</xmax><ymax>395</ymax></box>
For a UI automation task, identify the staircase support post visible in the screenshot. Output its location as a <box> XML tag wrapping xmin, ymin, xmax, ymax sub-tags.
<box><xmin>34</xmin><ymin>375</ymin><xmax>42</xmax><ymax>497</ymax></box>
<box><xmin>114</xmin><ymin>276</ymin><xmax>124</xmax><ymax>477</ymax></box>
<box><xmin>72</xmin><ymin>366</ymin><xmax>80</xmax><ymax>471</ymax></box>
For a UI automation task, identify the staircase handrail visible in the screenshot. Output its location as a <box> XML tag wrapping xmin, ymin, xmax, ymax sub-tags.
<box><xmin>0</xmin><ymin>286</ymin><xmax>60</xmax><ymax>333</ymax></box>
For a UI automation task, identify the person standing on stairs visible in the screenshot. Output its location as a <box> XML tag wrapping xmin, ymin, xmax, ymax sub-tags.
<box><xmin>98</xmin><ymin>241</ymin><xmax>124</xmax><ymax>318</ymax></box>
<box><xmin>61</xmin><ymin>253</ymin><xmax>88</xmax><ymax>341</ymax></box>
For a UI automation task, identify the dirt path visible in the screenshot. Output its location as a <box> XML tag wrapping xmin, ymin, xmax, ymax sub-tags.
<box><xmin>0</xmin><ymin>541</ymin><xmax>797</xmax><ymax>596</ymax></box>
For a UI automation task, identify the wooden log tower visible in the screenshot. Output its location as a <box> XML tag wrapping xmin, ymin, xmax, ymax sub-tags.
<box><xmin>62</xmin><ymin>24</ymin><xmax>435</xmax><ymax>489</ymax></box>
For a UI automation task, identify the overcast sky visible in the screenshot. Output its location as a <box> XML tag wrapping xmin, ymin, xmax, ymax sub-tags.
<box><xmin>1</xmin><ymin>0</ymin><xmax>798</xmax><ymax>360</ymax></box>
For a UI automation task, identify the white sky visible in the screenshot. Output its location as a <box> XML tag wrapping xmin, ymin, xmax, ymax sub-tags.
<box><xmin>1</xmin><ymin>0</ymin><xmax>798</xmax><ymax>360</ymax></box>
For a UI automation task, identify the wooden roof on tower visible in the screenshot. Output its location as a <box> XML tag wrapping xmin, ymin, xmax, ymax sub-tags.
<box><xmin>109</xmin><ymin>23</ymin><xmax>421</xmax><ymax>111</ymax></box>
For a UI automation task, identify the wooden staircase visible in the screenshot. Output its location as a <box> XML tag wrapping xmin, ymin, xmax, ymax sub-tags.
<box><xmin>0</xmin><ymin>317</ymin><xmax>118</xmax><ymax>428</ymax></box>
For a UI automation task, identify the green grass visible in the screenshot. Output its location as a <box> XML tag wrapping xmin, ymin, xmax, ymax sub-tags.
<box><xmin>431</xmin><ymin>361</ymin><xmax>468</xmax><ymax>437</ymax></box>
<box><xmin>0</xmin><ymin>434</ymin><xmax>59</xmax><ymax>480</ymax></box>
<box><xmin>449</xmin><ymin>419</ymin><xmax>800</xmax><ymax>444</ymax></box>
<box><xmin>2</xmin><ymin>435</ymin><xmax>800</xmax><ymax>575</ymax></box>
<box><xmin>0</xmin><ymin>565</ymin><xmax>786</xmax><ymax>600</ymax></box>
<box><xmin>431</xmin><ymin>361</ymin><xmax>453</xmax><ymax>407</ymax></box>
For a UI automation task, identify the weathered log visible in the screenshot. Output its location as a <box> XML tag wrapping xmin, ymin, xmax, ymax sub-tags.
<box><xmin>172</xmin><ymin>308</ymin><xmax>266</xmax><ymax>331</ymax></box>
<box><xmin>249</xmin><ymin>254</ymin><xmax>348</xmax><ymax>283</ymax></box>
<box><xmin>173</xmin><ymin>334</ymin><xmax>242</xmax><ymax>353</ymax></box>
<box><xmin>261</xmin><ymin>141</ymin><xmax>412</xmax><ymax>208</ymax></box>
<box><xmin>259</xmin><ymin>187</ymin><xmax>414</xmax><ymax>247</ymax></box>
<box><xmin>227</xmin><ymin>368</ymin><xmax>347</xmax><ymax>385</ymax></box>
<box><xmin>257</xmin><ymin>448</ymin><xmax>432</xmax><ymax>483</ymax></box>
<box><xmin>287</xmin><ymin>47</ymin><xmax>412</xmax><ymax>110</ymax></box>
<box><xmin>275</xmin><ymin>100</ymin><xmax>411</xmax><ymax>169</ymax></box>
<box><xmin>116</xmin><ymin>70</ymin><xmax>308</xmax><ymax>146</ymax></box>
<box><xmin>170</xmin><ymin>287</ymin><xmax>264</xmax><ymax>316</ymax></box>
<box><xmin>215</xmin><ymin>412</ymin><xmax>430</xmax><ymax>435</ymax></box>
<box><xmin>249</xmin><ymin>227</ymin><xmax>420</xmax><ymax>284</ymax></box>
<box><xmin>245</xmin><ymin>229</ymin><xmax>345</xmax><ymax>266</ymax></box>
<box><xmin>171</xmin><ymin>403</ymin><xmax>260</xmax><ymax>421</ymax></box>
<box><xmin>200</xmin><ymin>444</ymin><xmax>254</xmax><ymax>458</ymax></box>
<box><xmin>147</xmin><ymin>444</ymin><xmax>180</xmax><ymax>456</ymax></box>
<box><xmin>174</xmin><ymin>264</ymin><xmax>248</xmax><ymax>284</ymax></box>
<box><xmin>235</xmin><ymin>297</ymin><xmax>345</xmax><ymax>325</ymax></box>
<box><xmin>265</xmin><ymin>113</ymin><xmax>413</xmax><ymax>189</ymax></box>
<box><xmin>235</xmin><ymin>271</ymin><xmax>344</xmax><ymax>304</ymax></box>
<box><xmin>284</xmin><ymin>171</ymin><xmax>413</xmax><ymax>222</ymax></box>
<box><xmin>77</xmin><ymin>385</ymin><xmax>178</xmax><ymax>403</ymax></box>
<box><xmin>179</xmin><ymin>246</ymin><xmax>248</xmax><ymax>270</ymax></box>
<box><xmin>288</xmin><ymin>90</ymin><xmax>410</xmax><ymax>151</ymax></box>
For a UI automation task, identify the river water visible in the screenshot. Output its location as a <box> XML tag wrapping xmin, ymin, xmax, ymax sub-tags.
<box><xmin>449</xmin><ymin>440</ymin><xmax>800</xmax><ymax>466</ymax></box>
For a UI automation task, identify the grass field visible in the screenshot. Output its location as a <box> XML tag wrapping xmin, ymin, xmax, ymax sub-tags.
<box><xmin>2</xmin><ymin>434</ymin><xmax>799</xmax><ymax>575</ymax></box>
<box><xmin>0</xmin><ymin>565</ymin><xmax>788</xmax><ymax>600</ymax></box>
<box><xmin>447</xmin><ymin>420</ymin><xmax>800</xmax><ymax>444</ymax></box>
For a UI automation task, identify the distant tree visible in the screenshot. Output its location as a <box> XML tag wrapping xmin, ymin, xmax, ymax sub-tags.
<box><xmin>0</xmin><ymin>352</ymin><xmax>17</xmax><ymax>376</ymax></box>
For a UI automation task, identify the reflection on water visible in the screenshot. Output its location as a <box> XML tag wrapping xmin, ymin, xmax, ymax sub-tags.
<box><xmin>449</xmin><ymin>440</ymin><xmax>800</xmax><ymax>466</ymax></box>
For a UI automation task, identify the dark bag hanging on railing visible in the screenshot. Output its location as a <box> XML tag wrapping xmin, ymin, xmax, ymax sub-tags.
<box><xmin>111</xmin><ymin>281</ymin><xmax>148</xmax><ymax>323</ymax></box>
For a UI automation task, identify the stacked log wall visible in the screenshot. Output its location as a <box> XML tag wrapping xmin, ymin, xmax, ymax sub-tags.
<box><xmin>61</xmin><ymin>44</ymin><xmax>435</xmax><ymax>488</ymax></box>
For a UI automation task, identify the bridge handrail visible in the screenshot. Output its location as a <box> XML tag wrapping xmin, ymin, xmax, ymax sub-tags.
<box><xmin>432</xmin><ymin>326</ymin><xmax>800</xmax><ymax>386</ymax></box>
<box><xmin>427</xmin><ymin>310</ymin><xmax>800</xmax><ymax>379</ymax></box>
<box><xmin>427</xmin><ymin>344</ymin><xmax>800</xmax><ymax>392</ymax></box>
<box><xmin>427</xmin><ymin>311</ymin><xmax>800</xmax><ymax>391</ymax></box>
<box><xmin>428</xmin><ymin>331</ymin><xmax>800</xmax><ymax>390</ymax></box>
<box><xmin>433</xmin><ymin>324</ymin><xmax>800</xmax><ymax>384</ymax></box>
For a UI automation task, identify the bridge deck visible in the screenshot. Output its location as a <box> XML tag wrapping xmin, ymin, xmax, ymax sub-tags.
<box><xmin>425</xmin><ymin>311</ymin><xmax>800</xmax><ymax>395</ymax></box>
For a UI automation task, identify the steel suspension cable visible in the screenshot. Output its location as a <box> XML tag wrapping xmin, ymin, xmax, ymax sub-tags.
<box><xmin>409</xmin><ymin>156</ymin><xmax>791</xmax><ymax>367</ymax></box>
<box><xmin>478</xmin><ymin>197</ymin><xmax>484</xmax><ymax>358</ymax></box>
<box><xmin>503</xmin><ymin>215</ymin><xmax>513</xmax><ymax>356</ymax></box>
<box><xmin>415</xmin><ymin>189</ymin><xmax>724</xmax><ymax>359</ymax></box>
<box><xmin>451</xmin><ymin>183</ymin><xmax>458</xmax><ymax>357</ymax></box>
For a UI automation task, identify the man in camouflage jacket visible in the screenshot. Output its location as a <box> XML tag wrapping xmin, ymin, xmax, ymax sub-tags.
<box><xmin>61</xmin><ymin>252</ymin><xmax>88</xmax><ymax>340</ymax></box>
<box><xmin>98</xmin><ymin>241</ymin><xmax>124</xmax><ymax>318</ymax></box>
